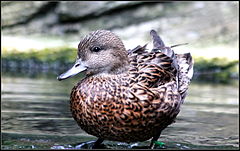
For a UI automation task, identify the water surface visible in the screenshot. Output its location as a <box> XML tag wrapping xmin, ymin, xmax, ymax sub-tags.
<box><xmin>1</xmin><ymin>71</ymin><xmax>239</xmax><ymax>149</ymax></box>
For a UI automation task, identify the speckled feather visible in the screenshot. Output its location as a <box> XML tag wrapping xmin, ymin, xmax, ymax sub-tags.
<box><xmin>67</xmin><ymin>30</ymin><xmax>193</xmax><ymax>144</ymax></box>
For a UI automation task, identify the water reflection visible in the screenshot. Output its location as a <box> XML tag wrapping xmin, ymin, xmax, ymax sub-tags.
<box><xmin>1</xmin><ymin>71</ymin><xmax>239</xmax><ymax>149</ymax></box>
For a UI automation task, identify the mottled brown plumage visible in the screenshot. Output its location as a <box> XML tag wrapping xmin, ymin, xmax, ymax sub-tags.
<box><xmin>57</xmin><ymin>29</ymin><xmax>194</xmax><ymax>148</ymax></box>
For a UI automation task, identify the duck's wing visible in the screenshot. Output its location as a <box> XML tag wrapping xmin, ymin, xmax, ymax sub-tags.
<box><xmin>128</xmin><ymin>30</ymin><xmax>193</xmax><ymax>101</ymax></box>
<box><xmin>128</xmin><ymin>31</ymin><xmax>177</xmax><ymax>88</ymax></box>
<box><xmin>150</xmin><ymin>30</ymin><xmax>194</xmax><ymax>102</ymax></box>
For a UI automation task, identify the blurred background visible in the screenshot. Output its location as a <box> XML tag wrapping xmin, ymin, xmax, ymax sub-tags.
<box><xmin>1</xmin><ymin>1</ymin><xmax>239</xmax><ymax>82</ymax></box>
<box><xmin>1</xmin><ymin>1</ymin><xmax>239</xmax><ymax>150</ymax></box>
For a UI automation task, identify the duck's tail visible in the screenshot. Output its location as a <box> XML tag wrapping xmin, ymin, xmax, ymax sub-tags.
<box><xmin>176</xmin><ymin>53</ymin><xmax>194</xmax><ymax>100</ymax></box>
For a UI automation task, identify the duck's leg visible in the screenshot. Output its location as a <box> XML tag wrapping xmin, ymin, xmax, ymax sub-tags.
<box><xmin>92</xmin><ymin>138</ymin><xmax>104</xmax><ymax>149</ymax></box>
<box><xmin>149</xmin><ymin>131</ymin><xmax>162</xmax><ymax>149</ymax></box>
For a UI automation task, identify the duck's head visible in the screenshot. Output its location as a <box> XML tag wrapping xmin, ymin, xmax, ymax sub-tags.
<box><xmin>57</xmin><ymin>30</ymin><xmax>129</xmax><ymax>81</ymax></box>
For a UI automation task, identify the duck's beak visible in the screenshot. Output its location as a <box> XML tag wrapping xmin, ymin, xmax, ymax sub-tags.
<box><xmin>57</xmin><ymin>59</ymin><xmax>87</xmax><ymax>81</ymax></box>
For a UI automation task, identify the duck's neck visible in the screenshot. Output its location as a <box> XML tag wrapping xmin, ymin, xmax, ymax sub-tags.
<box><xmin>109</xmin><ymin>59</ymin><xmax>130</xmax><ymax>74</ymax></box>
<box><xmin>86</xmin><ymin>58</ymin><xmax>130</xmax><ymax>76</ymax></box>
<box><xmin>109</xmin><ymin>49</ymin><xmax>130</xmax><ymax>74</ymax></box>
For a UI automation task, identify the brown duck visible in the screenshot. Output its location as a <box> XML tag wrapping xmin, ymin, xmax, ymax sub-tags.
<box><xmin>57</xmin><ymin>29</ymin><xmax>194</xmax><ymax>148</ymax></box>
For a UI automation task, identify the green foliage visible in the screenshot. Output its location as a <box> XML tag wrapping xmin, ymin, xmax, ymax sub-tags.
<box><xmin>2</xmin><ymin>47</ymin><xmax>77</xmax><ymax>64</ymax></box>
<box><xmin>193</xmin><ymin>57</ymin><xmax>239</xmax><ymax>83</ymax></box>
<box><xmin>194</xmin><ymin>57</ymin><xmax>237</xmax><ymax>71</ymax></box>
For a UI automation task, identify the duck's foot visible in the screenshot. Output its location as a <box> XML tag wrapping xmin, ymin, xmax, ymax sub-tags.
<box><xmin>149</xmin><ymin>131</ymin><xmax>162</xmax><ymax>149</ymax></box>
<box><xmin>150</xmin><ymin>141</ymin><xmax>157</xmax><ymax>149</ymax></box>
<box><xmin>149</xmin><ymin>141</ymin><xmax>165</xmax><ymax>149</ymax></box>
<box><xmin>91</xmin><ymin>138</ymin><xmax>105</xmax><ymax>149</ymax></box>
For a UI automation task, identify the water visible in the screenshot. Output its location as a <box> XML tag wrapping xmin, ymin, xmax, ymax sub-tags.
<box><xmin>1</xmin><ymin>71</ymin><xmax>239</xmax><ymax>149</ymax></box>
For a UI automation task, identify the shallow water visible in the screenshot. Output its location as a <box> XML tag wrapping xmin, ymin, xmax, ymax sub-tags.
<box><xmin>1</xmin><ymin>71</ymin><xmax>239</xmax><ymax>149</ymax></box>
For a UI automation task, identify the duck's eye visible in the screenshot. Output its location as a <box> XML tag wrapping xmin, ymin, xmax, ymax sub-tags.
<box><xmin>91</xmin><ymin>46</ymin><xmax>102</xmax><ymax>52</ymax></box>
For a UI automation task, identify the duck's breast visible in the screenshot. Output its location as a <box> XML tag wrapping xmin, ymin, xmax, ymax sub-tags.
<box><xmin>70</xmin><ymin>75</ymin><xmax>181</xmax><ymax>142</ymax></box>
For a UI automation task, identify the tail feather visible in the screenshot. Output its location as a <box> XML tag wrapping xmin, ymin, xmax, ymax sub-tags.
<box><xmin>150</xmin><ymin>30</ymin><xmax>175</xmax><ymax>59</ymax></box>
<box><xmin>150</xmin><ymin>30</ymin><xmax>165</xmax><ymax>49</ymax></box>
<box><xmin>150</xmin><ymin>29</ymin><xmax>178</xmax><ymax>73</ymax></box>
<box><xmin>176</xmin><ymin>53</ymin><xmax>194</xmax><ymax>100</ymax></box>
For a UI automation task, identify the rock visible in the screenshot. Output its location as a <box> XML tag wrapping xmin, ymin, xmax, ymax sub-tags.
<box><xmin>56</xmin><ymin>1</ymin><xmax>145</xmax><ymax>22</ymax></box>
<box><xmin>1</xmin><ymin>1</ymin><xmax>238</xmax><ymax>48</ymax></box>
<box><xmin>1</xmin><ymin>1</ymin><xmax>53</xmax><ymax>27</ymax></box>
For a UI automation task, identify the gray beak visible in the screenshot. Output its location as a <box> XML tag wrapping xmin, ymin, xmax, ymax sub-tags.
<box><xmin>57</xmin><ymin>59</ymin><xmax>87</xmax><ymax>81</ymax></box>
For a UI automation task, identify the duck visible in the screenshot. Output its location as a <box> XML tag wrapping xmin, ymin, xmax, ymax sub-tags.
<box><xmin>57</xmin><ymin>29</ymin><xmax>194</xmax><ymax>149</ymax></box>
